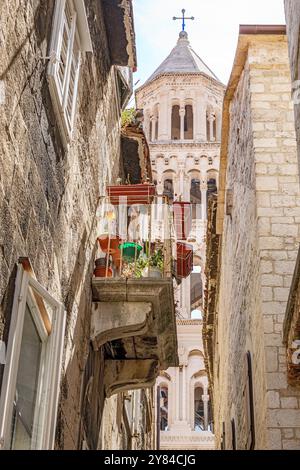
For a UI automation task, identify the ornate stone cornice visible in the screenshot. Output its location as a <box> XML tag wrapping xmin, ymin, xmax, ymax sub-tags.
<box><xmin>160</xmin><ymin>432</ymin><xmax>215</xmax><ymax>450</ymax></box>
<box><xmin>177</xmin><ymin>319</ymin><xmax>203</xmax><ymax>326</ymax></box>
<box><xmin>136</xmin><ymin>72</ymin><xmax>226</xmax><ymax>94</ymax></box>
<box><xmin>149</xmin><ymin>142</ymin><xmax>221</xmax><ymax>151</ymax></box>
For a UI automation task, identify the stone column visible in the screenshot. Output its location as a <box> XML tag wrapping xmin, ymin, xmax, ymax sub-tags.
<box><xmin>178</xmin><ymin>163</ymin><xmax>185</xmax><ymax>199</ymax></box>
<box><xmin>151</xmin><ymin>116</ymin><xmax>156</xmax><ymax>142</ymax></box>
<box><xmin>202</xmin><ymin>394</ymin><xmax>210</xmax><ymax>431</ymax></box>
<box><xmin>167</xmin><ymin>92</ymin><xmax>173</xmax><ymax>140</ymax></box>
<box><xmin>183</xmin><ymin>175</ymin><xmax>190</xmax><ymax>201</ymax></box>
<box><xmin>201</xmin><ymin>181</ymin><xmax>208</xmax><ymax>221</ymax></box>
<box><xmin>209</xmin><ymin>113</ymin><xmax>216</xmax><ymax>142</ymax></box>
<box><xmin>179</xmin><ymin>107</ymin><xmax>185</xmax><ymax>141</ymax></box>
<box><xmin>196</xmin><ymin>94</ymin><xmax>207</xmax><ymax>141</ymax></box>
<box><xmin>182</xmin><ymin>365</ymin><xmax>187</xmax><ymax>421</ymax></box>
<box><xmin>143</xmin><ymin>110</ymin><xmax>150</xmax><ymax>140</ymax></box>
<box><xmin>216</xmin><ymin>110</ymin><xmax>222</xmax><ymax>141</ymax></box>
<box><xmin>179</xmin><ymin>277</ymin><xmax>190</xmax><ymax>319</ymax></box>
<box><xmin>158</xmin><ymin>95</ymin><xmax>168</xmax><ymax>141</ymax></box>
<box><xmin>175</xmin><ymin>367</ymin><xmax>180</xmax><ymax>421</ymax></box>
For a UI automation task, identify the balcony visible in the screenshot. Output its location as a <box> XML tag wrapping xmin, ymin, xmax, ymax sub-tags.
<box><xmin>91</xmin><ymin>188</ymin><xmax>179</xmax><ymax>397</ymax></box>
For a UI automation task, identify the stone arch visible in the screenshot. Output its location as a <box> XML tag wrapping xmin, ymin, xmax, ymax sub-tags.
<box><xmin>192</xmin><ymin>369</ymin><xmax>207</xmax><ymax>379</ymax></box>
<box><xmin>159</xmin><ymin>371</ymin><xmax>172</xmax><ymax>382</ymax></box>
<box><xmin>154</xmin><ymin>103</ymin><xmax>159</xmax><ymax>140</ymax></box>
<box><xmin>193</xmin><ymin>255</ymin><xmax>202</xmax><ymax>267</ymax></box>
<box><xmin>188</xmin><ymin>349</ymin><xmax>204</xmax><ymax>358</ymax></box>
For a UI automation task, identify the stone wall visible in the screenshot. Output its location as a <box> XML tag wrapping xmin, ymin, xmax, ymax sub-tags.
<box><xmin>0</xmin><ymin>0</ymin><xmax>127</xmax><ymax>450</ymax></box>
<box><xmin>284</xmin><ymin>0</ymin><xmax>300</xmax><ymax>393</ymax></box>
<box><xmin>285</xmin><ymin>0</ymin><xmax>300</xmax><ymax>176</ymax></box>
<box><xmin>212</xmin><ymin>36</ymin><xmax>300</xmax><ymax>450</ymax></box>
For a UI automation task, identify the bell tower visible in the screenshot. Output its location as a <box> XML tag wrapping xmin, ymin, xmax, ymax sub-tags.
<box><xmin>136</xmin><ymin>18</ymin><xmax>225</xmax><ymax>449</ymax></box>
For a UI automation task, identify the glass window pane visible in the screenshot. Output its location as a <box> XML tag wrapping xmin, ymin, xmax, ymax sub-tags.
<box><xmin>10</xmin><ymin>304</ymin><xmax>42</xmax><ymax>449</ymax></box>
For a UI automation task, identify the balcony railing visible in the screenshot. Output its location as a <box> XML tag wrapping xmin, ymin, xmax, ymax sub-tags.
<box><xmin>90</xmin><ymin>188</ymin><xmax>180</xmax><ymax>397</ymax></box>
<box><xmin>95</xmin><ymin>195</ymin><xmax>173</xmax><ymax>281</ymax></box>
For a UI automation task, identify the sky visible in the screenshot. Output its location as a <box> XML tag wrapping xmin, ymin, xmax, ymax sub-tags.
<box><xmin>130</xmin><ymin>0</ymin><xmax>286</xmax><ymax>105</ymax></box>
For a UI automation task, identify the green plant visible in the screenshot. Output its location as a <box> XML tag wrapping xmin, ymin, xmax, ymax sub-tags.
<box><xmin>121</xmin><ymin>108</ymin><xmax>136</xmax><ymax>127</ymax></box>
<box><xmin>148</xmin><ymin>249</ymin><xmax>164</xmax><ymax>270</ymax></box>
<box><xmin>120</xmin><ymin>249</ymin><xmax>164</xmax><ymax>278</ymax></box>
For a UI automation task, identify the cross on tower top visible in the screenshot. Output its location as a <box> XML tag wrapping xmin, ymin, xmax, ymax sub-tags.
<box><xmin>173</xmin><ymin>9</ymin><xmax>195</xmax><ymax>32</ymax></box>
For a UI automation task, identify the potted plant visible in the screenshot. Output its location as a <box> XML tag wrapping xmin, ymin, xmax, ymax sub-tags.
<box><xmin>141</xmin><ymin>249</ymin><xmax>164</xmax><ymax>279</ymax></box>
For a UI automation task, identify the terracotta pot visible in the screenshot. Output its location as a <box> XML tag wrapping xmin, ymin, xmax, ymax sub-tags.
<box><xmin>98</xmin><ymin>234</ymin><xmax>121</xmax><ymax>254</ymax></box>
<box><xmin>94</xmin><ymin>258</ymin><xmax>113</xmax><ymax>278</ymax></box>
<box><xmin>107</xmin><ymin>184</ymin><xmax>156</xmax><ymax>206</ymax></box>
<box><xmin>94</xmin><ymin>266</ymin><xmax>113</xmax><ymax>278</ymax></box>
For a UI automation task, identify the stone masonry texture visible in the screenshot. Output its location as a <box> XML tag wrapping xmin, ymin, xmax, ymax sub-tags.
<box><xmin>0</xmin><ymin>0</ymin><xmax>123</xmax><ymax>449</ymax></box>
<box><xmin>213</xmin><ymin>36</ymin><xmax>300</xmax><ymax>450</ymax></box>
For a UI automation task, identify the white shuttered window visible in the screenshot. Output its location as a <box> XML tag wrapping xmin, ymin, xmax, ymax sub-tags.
<box><xmin>0</xmin><ymin>263</ymin><xmax>66</xmax><ymax>450</ymax></box>
<box><xmin>47</xmin><ymin>0</ymin><xmax>92</xmax><ymax>148</ymax></box>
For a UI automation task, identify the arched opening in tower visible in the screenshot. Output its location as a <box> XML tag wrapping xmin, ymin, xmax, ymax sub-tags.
<box><xmin>184</xmin><ymin>105</ymin><xmax>193</xmax><ymax>139</ymax></box>
<box><xmin>163</xmin><ymin>178</ymin><xmax>174</xmax><ymax>202</ymax></box>
<box><xmin>190</xmin><ymin>178</ymin><xmax>201</xmax><ymax>219</ymax></box>
<box><xmin>160</xmin><ymin>386</ymin><xmax>169</xmax><ymax>431</ymax></box>
<box><xmin>194</xmin><ymin>386</ymin><xmax>204</xmax><ymax>431</ymax></box>
<box><xmin>171</xmin><ymin>105</ymin><xmax>180</xmax><ymax>140</ymax></box>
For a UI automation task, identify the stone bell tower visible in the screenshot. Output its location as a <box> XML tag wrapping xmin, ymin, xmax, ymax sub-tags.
<box><xmin>136</xmin><ymin>18</ymin><xmax>225</xmax><ymax>449</ymax></box>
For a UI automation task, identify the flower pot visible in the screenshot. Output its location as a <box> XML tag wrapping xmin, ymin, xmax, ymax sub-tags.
<box><xmin>142</xmin><ymin>267</ymin><xmax>162</xmax><ymax>279</ymax></box>
<box><xmin>94</xmin><ymin>258</ymin><xmax>113</xmax><ymax>278</ymax></box>
<box><xmin>173</xmin><ymin>202</ymin><xmax>192</xmax><ymax>241</ymax></box>
<box><xmin>119</xmin><ymin>242</ymin><xmax>142</xmax><ymax>262</ymax></box>
<box><xmin>107</xmin><ymin>184</ymin><xmax>156</xmax><ymax>206</ymax></box>
<box><xmin>98</xmin><ymin>234</ymin><xmax>120</xmax><ymax>254</ymax></box>
<box><xmin>176</xmin><ymin>242</ymin><xmax>193</xmax><ymax>278</ymax></box>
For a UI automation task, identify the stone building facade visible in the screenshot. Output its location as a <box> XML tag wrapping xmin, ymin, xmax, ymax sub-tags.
<box><xmin>0</xmin><ymin>0</ymin><xmax>171</xmax><ymax>450</ymax></box>
<box><xmin>284</xmin><ymin>0</ymin><xmax>300</xmax><ymax>393</ymax></box>
<box><xmin>204</xmin><ymin>25</ymin><xmax>300</xmax><ymax>450</ymax></box>
<box><xmin>136</xmin><ymin>30</ymin><xmax>225</xmax><ymax>450</ymax></box>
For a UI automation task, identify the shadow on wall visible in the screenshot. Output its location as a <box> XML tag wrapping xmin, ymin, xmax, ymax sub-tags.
<box><xmin>54</xmin><ymin>229</ymin><xmax>104</xmax><ymax>450</ymax></box>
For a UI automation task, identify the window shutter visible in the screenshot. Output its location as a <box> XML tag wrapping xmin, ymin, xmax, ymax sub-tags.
<box><xmin>65</xmin><ymin>39</ymin><xmax>81</xmax><ymax>132</ymax></box>
<box><xmin>56</xmin><ymin>4</ymin><xmax>74</xmax><ymax>99</ymax></box>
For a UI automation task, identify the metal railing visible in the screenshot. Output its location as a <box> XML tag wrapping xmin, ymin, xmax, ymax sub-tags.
<box><xmin>95</xmin><ymin>196</ymin><xmax>174</xmax><ymax>280</ymax></box>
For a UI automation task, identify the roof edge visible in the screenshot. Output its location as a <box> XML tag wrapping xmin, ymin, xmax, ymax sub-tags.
<box><xmin>239</xmin><ymin>24</ymin><xmax>286</xmax><ymax>35</ymax></box>
<box><xmin>135</xmin><ymin>70</ymin><xmax>225</xmax><ymax>95</ymax></box>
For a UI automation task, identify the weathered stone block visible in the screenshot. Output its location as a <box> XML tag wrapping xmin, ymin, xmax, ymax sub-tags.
<box><xmin>280</xmin><ymin>397</ymin><xmax>298</xmax><ymax>409</ymax></box>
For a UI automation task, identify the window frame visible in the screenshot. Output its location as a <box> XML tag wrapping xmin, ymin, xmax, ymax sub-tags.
<box><xmin>47</xmin><ymin>0</ymin><xmax>92</xmax><ymax>148</ymax></box>
<box><xmin>245</xmin><ymin>351</ymin><xmax>256</xmax><ymax>450</ymax></box>
<box><xmin>0</xmin><ymin>264</ymin><xmax>66</xmax><ymax>450</ymax></box>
